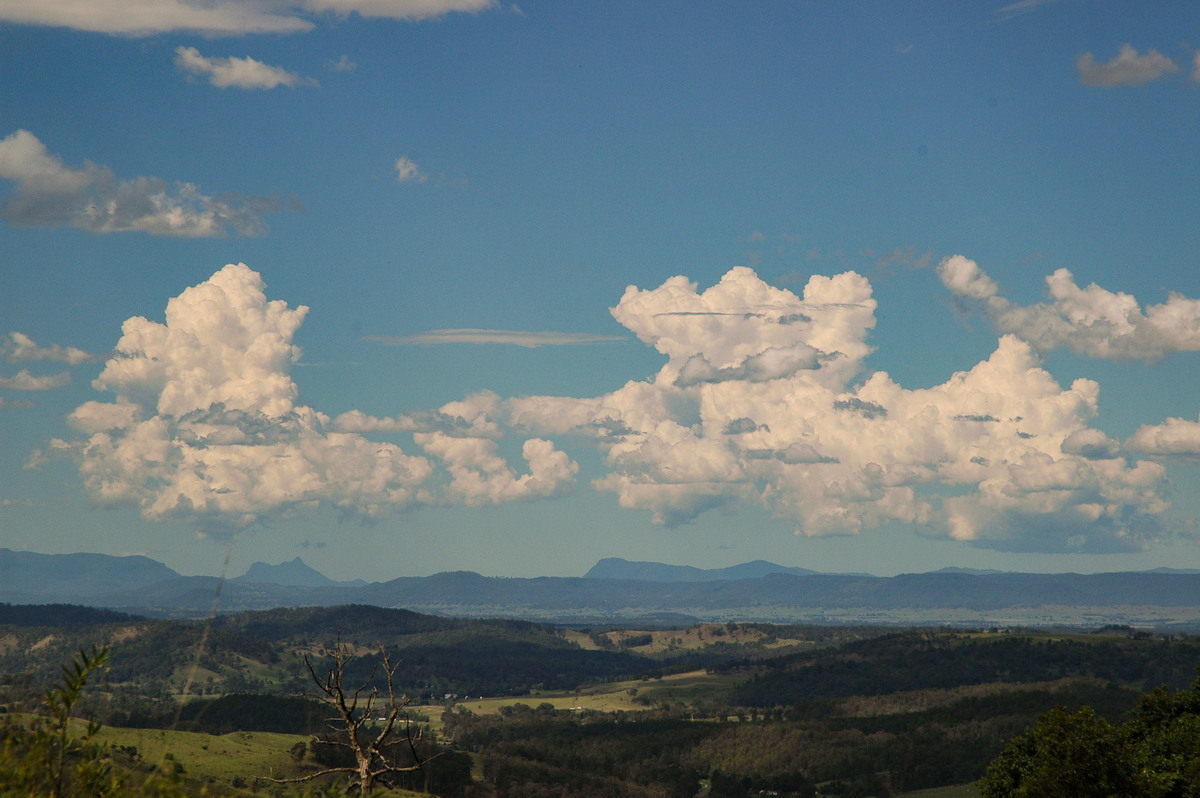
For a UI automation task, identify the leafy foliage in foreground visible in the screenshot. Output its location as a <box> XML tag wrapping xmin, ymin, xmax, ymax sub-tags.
<box><xmin>0</xmin><ymin>644</ymin><xmax>189</xmax><ymax>797</ymax></box>
<box><xmin>980</xmin><ymin>671</ymin><xmax>1200</xmax><ymax>797</ymax></box>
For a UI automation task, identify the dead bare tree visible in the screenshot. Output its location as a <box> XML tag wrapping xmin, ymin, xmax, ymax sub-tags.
<box><xmin>272</xmin><ymin>640</ymin><xmax>429</xmax><ymax>795</ymax></box>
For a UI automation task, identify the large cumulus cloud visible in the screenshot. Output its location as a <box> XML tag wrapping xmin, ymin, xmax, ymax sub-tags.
<box><xmin>61</xmin><ymin>264</ymin><xmax>575</xmax><ymax>533</ymax></box>
<box><xmin>499</xmin><ymin>266</ymin><xmax>1172</xmax><ymax>553</ymax></box>
<box><xmin>61</xmin><ymin>260</ymin><xmax>1183</xmax><ymax>554</ymax></box>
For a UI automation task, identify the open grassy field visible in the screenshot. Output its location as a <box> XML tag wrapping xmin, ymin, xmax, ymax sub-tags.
<box><xmin>414</xmin><ymin>667</ymin><xmax>743</xmax><ymax>731</ymax></box>
<box><xmin>906</xmin><ymin>785</ymin><xmax>981</xmax><ymax>798</ymax></box>
<box><xmin>0</xmin><ymin>708</ymin><xmax>446</xmax><ymax>797</ymax></box>
<box><xmin>96</xmin><ymin>724</ymin><xmax>307</xmax><ymax>785</ymax></box>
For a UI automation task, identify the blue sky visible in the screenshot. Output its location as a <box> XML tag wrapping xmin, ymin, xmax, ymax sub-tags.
<box><xmin>4</xmin><ymin>0</ymin><xmax>1200</xmax><ymax>582</ymax></box>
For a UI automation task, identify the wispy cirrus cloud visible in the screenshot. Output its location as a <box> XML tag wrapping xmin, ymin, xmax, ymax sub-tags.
<box><xmin>1077</xmin><ymin>44</ymin><xmax>1179</xmax><ymax>87</ymax></box>
<box><xmin>368</xmin><ymin>329</ymin><xmax>626</xmax><ymax>347</ymax></box>
<box><xmin>175</xmin><ymin>47</ymin><xmax>317</xmax><ymax>90</ymax></box>
<box><xmin>994</xmin><ymin>0</ymin><xmax>1056</xmax><ymax>22</ymax></box>
<box><xmin>0</xmin><ymin>130</ymin><xmax>292</xmax><ymax>236</ymax></box>
<box><xmin>0</xmin><ymin>0</ymin><xmax>495</xmax><ymax>36</ymax></box>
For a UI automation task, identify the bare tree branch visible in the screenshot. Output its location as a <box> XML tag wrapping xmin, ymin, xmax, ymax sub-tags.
<box><xmin>268</xmin><ymin>639</ymin><xmax>432</xmax><ymax>795</ymax></box>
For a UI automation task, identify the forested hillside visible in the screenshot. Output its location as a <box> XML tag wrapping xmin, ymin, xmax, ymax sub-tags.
<box><xmin>0</xmin><ymin>604</ymin><xmax>652</xmax><ymax>713</ymax></box>
<box><xmin>3</xmin><ymin>604</ymin><xmax>1199</xmax><ymax>796</ymax></box>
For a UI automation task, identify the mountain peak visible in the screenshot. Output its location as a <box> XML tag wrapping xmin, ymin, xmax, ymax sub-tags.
<box><xmin>236</xmin><ymin>557</ymin><xmax>347</xmax><ymax>588</ymax></box>
<box><xmin>583</xmin><ymin>557</ymin><xmax>820</xmax><ymax>582</ymax></box>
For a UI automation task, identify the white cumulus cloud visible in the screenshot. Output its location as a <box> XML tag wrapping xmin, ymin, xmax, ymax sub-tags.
<box><xmin>1077</xmin><ymin>44</ymin><xmax>1179</xmax><ymax>87</ymax></box>
<box><xmin>414</xmin><ymin>432</ymin><xmax>578</xmax><ymax>506</ymax></box>
<box><xmin>1126</xmin><ymin>417</ymin><xmax>1200</xmax><ymax>458</ymax></box>
<box><xmin>0</xmin><ymin>130</ymin><xmax>288</xmax><ymax>236</ymax></box>
<box><xmin>938</xmin><ymin>256</ymin><xmax>1200</xmax><ymax>361</ymax></box>
<box><xmin>499</xmin><ymin>266</ymin><xmax>1172</xmax><ymax>553</ymax></box>
<box><xmin>175</xmin><ymin>47</ymin><xmax>317</xmax><ymax>90</ymax></box>
<box><xmin>0</xmin><ymin>370</ymin><xmax>70</xmax><ymax>390</ymax></box>
<box><xmin>58</xmin><ymin>260</ymin><xmax>1187</xmax><ymax>554</ymax></box>
<box><xmin>62</xmin><ymin>263</ymin><xmax>575</xmax><ymax>533</ymax></box>
<box><xmin>394</xmin><ymin>156</ymin><xmax>428</xmax><ymax>184</ymax></box>
<box><xmin>2</xmin><ymin>332</ymin><xmax>92</xmax><ymax>365</ymax></box>
<box><xmin>937</xmin><ymin>254</ymin><xmax>999</xmax><ymax>301</ymax></box>
<box><xmin>0</xmin><ymin>0</ymin><xmax>494</xmax><ymax>36</ymax></box>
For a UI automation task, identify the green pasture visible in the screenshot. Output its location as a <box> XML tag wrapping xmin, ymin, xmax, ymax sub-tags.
<box><xmin>415</xmin><ymin>668</ymin><xmax>742</xmax><ymax>731</ymax></box>
<box><xmin>905</xmin><ymin>784</ymin><xmax>981</xmax><ymax>798</ymax></box>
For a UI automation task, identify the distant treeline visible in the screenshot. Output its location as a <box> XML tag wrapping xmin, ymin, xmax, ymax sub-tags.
<box><xmin>728</xmin><ymin>631</ymin><xmax>1200</xmax><ymax>706</ymax></box>
<box><xmin>442</xmin><ymin>678</ymin><xmax>1138</xmax><ymax>798</ymax></box>
<box><xmin>0</xmin><ymin>603</ymin><xmax>141</xmax><ymax>626</ymax></box>
<box><xmin>109</xmin><ymin>693</ymin><xmax>328</xmax><ymax>735</ymax></box>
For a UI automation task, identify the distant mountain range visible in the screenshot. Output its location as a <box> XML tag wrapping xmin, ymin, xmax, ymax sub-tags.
<box><xmin>585</xmin><ymin>557</ymin><xmax>835</xmax><ymax>581</ymax></box>
<box><xmin>2</xmin><ymin>548</ymin><xmax>1199</xmax><ymax>628</ymax></box>
<box><xmin>232</xmin><ymin>556</ymin><xmax>366</xmax><ymax>588</ymax></box>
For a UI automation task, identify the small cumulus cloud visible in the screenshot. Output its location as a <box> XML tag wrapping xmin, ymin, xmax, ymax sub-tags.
<box><xmin>938</xmin><ymin>254</ymin><xmax>1000</xmax><ymax>300</ymax></box>
<box><xmin>0</xmin><ymin>332</ymin><xmax>83</xmax><ymax>400</ymax></box>
<box><xmin>327</xmin><ymin>55</ymin><xmax>358</xmax><ymax>72</ymax></box>
<box><xmin>394</xmin><ymin>156</ymin><xmax>428</xmax><ymax>184</ymax></box>
<box><xmin>0</xmin><ymin>0</ymin><xmax>495</xmax><ymax>36</ymax></box>
<box><xmin>368</xmin><ymin>329</ymin><xmax>625</xmax><ymax>347</ymax></box>
<box><xmin>1077</xmin><ymin>44</ymin><xmax>1179</xmax><ymax>88</ymax></box>
<box><xmin>0</xmin><ymin>130</ymin><xmax>291</xmax><ymax>237</ymax></box>
<box><xmin>175</xmin><ymin>47</ymin><xmax>317</xmax><ymax>90</ymax></box>
<box><xmin>0</xmin><ymin>370</ymin><xmax>70</xmax><ymax>390</ymax></box>
<box><xmin>938</xmin><ymin>255</ymin><xmax>1200</xmax><ymax>360</ymax></box>
<box><xmin>2</xmin><ymin>332</ymin><xmax>93</xmax><ymax>365</ymax></box>
<box><xmin>1126</xmin><ymin>418</ymin><xmax>1200</xmax><ymax>459</ymax></box>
